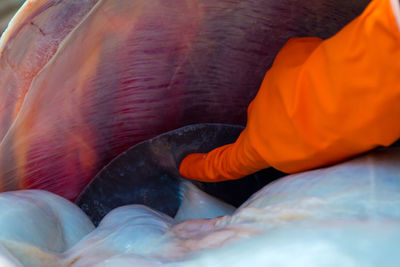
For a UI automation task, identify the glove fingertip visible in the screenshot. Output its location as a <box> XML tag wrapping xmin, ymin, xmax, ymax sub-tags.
<box><xmin>179</xmin><ymin>153</ymin><xmax>206</xmax><ymax>178</ymax></box>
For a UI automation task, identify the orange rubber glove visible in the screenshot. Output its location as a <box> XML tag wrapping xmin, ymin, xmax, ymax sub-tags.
<box><xmin>180</xmin><ymin>0</ymin><xmax>400</xmax><ymax>182</ymax></box>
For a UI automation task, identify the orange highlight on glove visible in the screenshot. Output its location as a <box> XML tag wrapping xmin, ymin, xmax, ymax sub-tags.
<box><xmin>180</xmin><ymin>0</ymin><xmax>400</xmax><ymax>182</ymax></box>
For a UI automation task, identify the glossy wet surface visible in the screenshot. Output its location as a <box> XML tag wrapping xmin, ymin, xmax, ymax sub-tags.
<box><xmin>77</xmin><ymin>124</ymin><xmax>285</xmax><ymax>225</ymax></box>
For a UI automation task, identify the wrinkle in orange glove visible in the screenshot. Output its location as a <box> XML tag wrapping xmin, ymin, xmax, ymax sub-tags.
<box><xmin>180</xmin><ymin>0</ymin><xmax>400</xmax><ymax>182</ymax></box>
<box><xmin>179</xmin><ymin>131</ymin><xmax>270</xmax><ymax>182</ymax></box>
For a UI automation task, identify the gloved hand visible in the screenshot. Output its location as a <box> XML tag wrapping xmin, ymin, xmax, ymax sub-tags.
<box><xmin>180</xmin><ymin>0</ymin><xmax>400</xmax><ymax>182</ymax></box>
<box><xmin>179</xmin><ymin>127</ymin><xmax>270</xmax><ymax>182</ymax></box>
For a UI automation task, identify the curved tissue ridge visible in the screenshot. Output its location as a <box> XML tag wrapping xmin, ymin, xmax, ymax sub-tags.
<box><xmin>0</xmin><ymin>0</ymin><xmax>99</xmax><ymax>143</ymax></box>
<box><xmin>0</xmin><ymin>0</ymin><xmax>370</xmax><ymax>200</ymax></box>
<box><xmin>0</xmin><ymin>148</ymin><xmax>397</xmax><ymax>266</ymax></box>
<box><xmin>2</xmin><ymin>1</ymin><xmax>398</xmax><ymax>267</ymax></box>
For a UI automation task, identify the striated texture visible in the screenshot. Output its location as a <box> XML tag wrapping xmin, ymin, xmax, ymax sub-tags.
<box><xmin>0</xmin><ymin>0</ymin><xmax>99</xmax><ymax>140</ymax></box>
<box><xmin>0</xmin><ymin>0</ymin><xmax>371</xmax><ymax>200</ymax></box>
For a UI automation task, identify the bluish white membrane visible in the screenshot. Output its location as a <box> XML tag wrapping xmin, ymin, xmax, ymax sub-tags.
<box><xmin>0</xmin><ymin>148</ymin><xmax>398</xmax><ymax>266</ymax></box>
<box><xmin>0</xmin><ymin>190</ymin><xmax>94</xmax><ymax>252</ymax></box>
<box><xmin>0</xmin><ymin>190</ymin><xmax>94</xmax><ymax>266</ymax></box>
<box><xmin>1</xmin><ymin>0</ymin><xmax>397</xmax><ymax>266</ymax></box>
<box><xmin>174</xmin><ymin>181</ymin><xmax>236</xmax><ymax>223</ymax></box>
<box><xmin>63</xmin><ymin>205</ymin><xmax>174</xmax><ymax>266</ymax></box>
<box><xmin>0</xmin><ymin>243</ymin><xmax>22</xmax><ymax>267</ymax></box>
<box><xmin>66</xmin><ymin>148</ymin><xmax>400</xmax><ymax>266</ymax></box>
